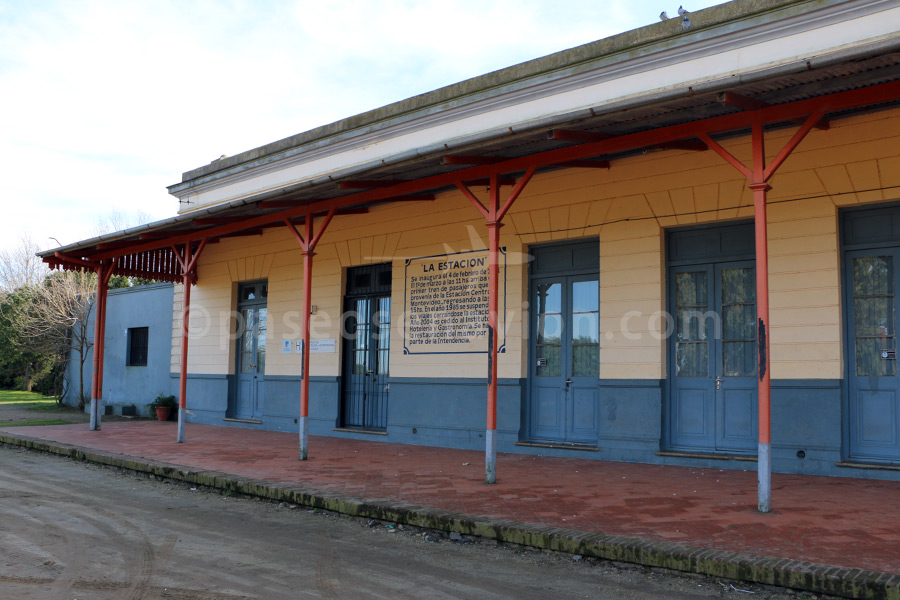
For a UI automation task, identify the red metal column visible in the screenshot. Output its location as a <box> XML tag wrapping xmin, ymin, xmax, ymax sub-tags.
<box><xmin>751</xmin><ymin>179</ymin><xmax>772</xmax><ymax>512</ymax></box>
<box><xmin>699</xmin><ymin>110</ymin><xmax>823</xmax><ymax>512</ymax></box>
<box><xmin>95</xmin><ymin>266</ymin><xmax>111</xmax><ymax>397</ymax></box>
<box><xmin>485</xmin><ymin>214</ymin><xmax>502</xmax><ymax>483</ymax></box>
<box><xmin>90</xmin><ymin>261</ymin><xmax>114</xmax><ymax>430</ymax></box>
<box><xmin>750</xmin><ymin>119</ymin><xmax>772</xmax><ymax>513</ymax></box>
<box><xmin>177</xmin><ymin>241</ymin><xmax>193</xmax><ymax>444</ymax></box>
<box><xmin>285</xmin><ymin>210</ymin><xmax>336</xmax><ymax>460</ymax></box>
<box><xmin>172</xmin><ymin>239</ymin><xmax>207</xmax><ymax>443</ymax></box>
<box><xmin>457</xmin><ymin>168</ymin><xmax>536</xmax><ymax>483</ymax></box>
<box><xmin>89</xmin><ymin>266</ymin><xmax>106</xmax><ymax>430</ymax></box>
<box><xmin>299</xmin><ymin>244</ymin><xmax>314</xmax><ymax>460</ymax></box>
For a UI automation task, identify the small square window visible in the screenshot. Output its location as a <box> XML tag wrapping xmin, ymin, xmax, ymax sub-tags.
<box><xmin>127</xmin><ymin>327</ymin><xmax>149</xmax><ymax>367</ymax></box>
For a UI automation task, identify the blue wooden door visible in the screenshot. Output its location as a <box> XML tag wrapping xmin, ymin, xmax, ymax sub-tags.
<box><xmin>529</xmin><ymin>274</ymin><xmax>599</xmax><ymax>444</ymax></box>
<box><xmin>234</xmin><ymin>282</ymin><xmax>267</xmax><ymax>420</ymax></box>
<box><xmin>846</xmin><ymin>251</ymin><xmax>900</xmax><ymax>463</ymax></box>
<box><xmin>669</xmin><ymin>262</ymin><xmax>757</xmax><ymax>452</ymax></box>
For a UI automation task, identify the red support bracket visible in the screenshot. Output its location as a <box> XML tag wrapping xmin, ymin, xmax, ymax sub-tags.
<box><xmin>696</xmin><ymin>132</ymin><xmax>753</xmax><ymax>179</ymax></box>
<box><xmin>456</xmin><ymin>182</ymin><xmax>490</xmax><ymax>219</ymax></box>
<box><xmin>185</xmin><ymin>238</ymin><xmax>208</xmax><ymax>273</ymax></box>
<box><xmin>456</xmin><ymin>165</ymin><xmax>536</xmax><ymax>223</ymax></box>
<box><xmin>54</xmin><ymin>252</ymin><xmax>100</xmax><ymax>271</ymax></box>
<box><xmin>101</xmin><ymin>262</ymin><xmax>115</xmax><ymax>287</ymax></box>
<box><xmin>763</xmin><ymin>109</ymin><xmax>825</xmax><ymax>182</ymax></box>
<box><xmin>497</xmin><ymin>166</ymin><xmax>536</xmax><ymax>222</ymax></box>
<box><xmin>170</xmin><ymin>238</ymin><xmax>208</xmax><ymax>274</ymax></box>
<box><xmin>308</xmin><ymin>208</ymin><xmax>336</xmax><ymax>252</ymax></box>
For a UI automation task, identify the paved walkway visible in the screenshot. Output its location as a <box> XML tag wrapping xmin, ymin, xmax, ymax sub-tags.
<box><xmin>3</xmin><ymin>422</ymin><xmax>899</xmax><ymax>593</ymax></box>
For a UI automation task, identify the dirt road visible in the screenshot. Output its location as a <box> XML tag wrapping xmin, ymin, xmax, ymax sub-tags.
<box><xmin>0</xmin><ymin>446</ymin><xmax>809</xmax><ymax>600</ymax></box>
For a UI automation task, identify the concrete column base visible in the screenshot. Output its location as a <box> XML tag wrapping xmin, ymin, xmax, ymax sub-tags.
<box><xmin>299</xmin><ymin>416</ymin><xmax>309</xmax><ymax>460</ymax></box>
<box><xmin>89</xmin><ymin>398</ymin><xmax>101</xmax><ymax>431</ymax></box>
<box><xmin>177</xmin><ymin>407</ymin><xmax>186</xmax><ymax>443</ymax></box>
<box><xmin>758</xmin><ymin>442</ymin><xmax>771</xmax><ymax>513</ymax></box>
<box><xmin>485</xmin><ymin>429</ymin><xmax>496</xmax><ymax>484</ymax></box>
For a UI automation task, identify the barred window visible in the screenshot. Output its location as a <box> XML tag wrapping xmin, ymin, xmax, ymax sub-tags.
<box><xmin>127</xmin><ymin>327</ymin><xmax>149</xmax><ymax>367</ymax></box>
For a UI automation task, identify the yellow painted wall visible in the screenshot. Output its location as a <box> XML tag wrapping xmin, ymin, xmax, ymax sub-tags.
<box><xmin>171</xmin><ymin>107</ymin><xmax>900</xmax><ymax>382</ymax></box>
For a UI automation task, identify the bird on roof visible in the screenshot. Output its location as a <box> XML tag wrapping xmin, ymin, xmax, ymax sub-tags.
<box><xmin>659</xmin><ymin>11</ymin><xmax>668</xmax><ymax>20</ymax></box>
<box><xmin>679</xmin><ymin>5</ymin><xmax>691</xmax><ymax>30</ymax></box>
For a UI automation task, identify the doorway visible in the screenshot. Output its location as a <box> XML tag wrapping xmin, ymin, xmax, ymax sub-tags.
<box><xmin>527</xmin><ymin>241</ymin><xmax>600</xmax><ymax>445</ymax></box>
<box><xmin>667</xmin><ymin>224</ymin><xmax>758</xmax><ymax>454</ymax></box>
<box><xmin>843</xmin><ymin>204</ymin><xmax>900</xmax><ymax>464</ymax></box>
<box><xmin>341</xmin><ymin>263</ymin><xmax>392</xmax><ymax>431</ymax></box>
<box><xmin>234</xmin><ymin>280</ymin><xmax>267</xmax><ymax>420</ymax></box>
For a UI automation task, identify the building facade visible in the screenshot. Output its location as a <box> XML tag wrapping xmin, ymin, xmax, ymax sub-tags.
<box><xmin>51</xmin><ymin>0</ymin><xmax>900</xmax><ymax>484</ymax></box>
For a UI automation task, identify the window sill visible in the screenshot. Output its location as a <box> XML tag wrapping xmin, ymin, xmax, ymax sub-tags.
<box><xmin>515</xmin><ymin>441</ymin><xmax>600</xmax><ymax>452</ymax></box>
<box><xmin>836</xmin><ymin>461</ymin><xmax>900</xmax><ymax>472</ymax></box>
<box><xmin>656</xmin><ymin>450</ymin><xmax>757</xmax><ymax>462</ymax></box>
<box><xmin>223</xmin><ymin>417</ymin><xmax>263</xmax><ymax>424</ymax></box>
<box><xmin>333</xmin><ymin>427</ymin><xmax>387</xmax><ymax>436</ymax></box>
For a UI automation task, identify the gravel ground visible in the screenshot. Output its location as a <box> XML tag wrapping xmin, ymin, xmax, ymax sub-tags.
<box><xmin>0</xmin><ymin>445</ymin><xmax>835</xmax><ymax>600</ymax></box>
<box><xmin>0</xmin><ymin>400</ymin><xmax>140</xmax><ymax>426</ymax></box>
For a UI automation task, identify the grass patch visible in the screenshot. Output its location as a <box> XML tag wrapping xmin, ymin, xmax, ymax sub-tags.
<box><xmin>0</xmin><ymin>390</ymin><xmax>58</xmax><ymax>406</ymax></box>
<box><xmin>0</xmin><ymin>419</ymin><xmax>73</xmax><ymax>427</ymax></box>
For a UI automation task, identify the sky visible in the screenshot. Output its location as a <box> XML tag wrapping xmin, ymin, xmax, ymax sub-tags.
<box><xmin>0</xmin><ymin>0</ymin><xmax>726</xmax><ymax>255</ymax></box>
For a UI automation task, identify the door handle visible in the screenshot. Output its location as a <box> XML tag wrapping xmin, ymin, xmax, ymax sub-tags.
<box><xmin>565</xmin><ymin>378</ymin><xmax>572</xmax><ymax>390</ymax></box>
<box><xmin>250</xmin><ymin>363</ymin><xmax>256</xmax><ymax>369</ymax></box>
<box><xmin>715</xmin><ymin>376</ymin><xmax>722</xmax><ymax>390</ymax></box>
<box><xmin>365</xmin><ymin>370</ymin><xmax>375</xmax><ymax>376</ymax></box>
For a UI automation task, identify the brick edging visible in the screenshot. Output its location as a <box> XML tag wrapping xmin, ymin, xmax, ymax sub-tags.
<box><xmin>2</xmin><ymin>432</ymin><xmax>897</xmax><ymax>600</ymax></box>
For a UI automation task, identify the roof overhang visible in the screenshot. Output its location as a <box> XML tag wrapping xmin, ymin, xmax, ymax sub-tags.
<box><xmin>40</xmin><ymin>0</ymin><xmax>900</xmax><ymax>282</ymax></box>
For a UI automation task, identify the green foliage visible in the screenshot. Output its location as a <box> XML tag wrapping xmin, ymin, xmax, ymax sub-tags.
<box><xmin>149</xmin><ymin>393</ymin><xmax>177</xmax><ymax>409</ymax></box>
<box><xmin>108</xmin><ymin>274</ymin><xmax>132</xmax><ymax>290</ymax></box>
<box><xmin>130</xmin><ymin>277</ymin><xmax>158</xmax><ymax>286</ymax></box>
<box><xmin>108</xmin><ymin>275</ymin><xmax>161</xmax><ymax>289</ymax></box>
<box><xmin>1</xmin><ymin>269</ymin><xmax>97</xmax><ymax>407</ymax></box>
<box><xmin>0</xmin><ymin>290</ymin><xmax>58</xmax><ymax>394</ymax></box>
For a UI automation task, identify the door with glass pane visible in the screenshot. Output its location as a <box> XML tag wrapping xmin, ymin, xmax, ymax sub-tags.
<box><xmin>234</xmin><ymin>281</ymin><xmax>267</xmax><ymax>420</ymax></box>
<box><xmin>669</xmin><ymin>262</ymin><xmax>757</xmax><ymax>453</ymax></box>
<box><xmin>847</xmin><ymin>251</ymin><xmax>900</xmax><ymax>462</ymax></box>
<box><xmin>341</xmin><ymin>264</ymin><xmax>392</xmax><ymax>431</ymax></box>
<box><xmin>529</xmin><ymin>275</ymin><xmax>600</xmax><ymax>444</ymax></box>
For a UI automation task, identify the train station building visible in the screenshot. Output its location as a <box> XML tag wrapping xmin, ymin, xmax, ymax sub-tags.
<box><xmin>47</xmin><ymin>0</ymin><xmax>900</xmax><ymax>503</ymax></box>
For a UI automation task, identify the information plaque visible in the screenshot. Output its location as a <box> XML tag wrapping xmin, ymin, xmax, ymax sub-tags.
<box><xmin>403</xmin><ymin>248</ymin><xmax>506</xmax><ymax>354</ymax></box>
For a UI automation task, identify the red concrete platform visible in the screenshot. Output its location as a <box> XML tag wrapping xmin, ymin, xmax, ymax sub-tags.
<box><xmin>3</xmin><ymin>421</ymin><xmax>899</xmax><ymax>577</ymax></box>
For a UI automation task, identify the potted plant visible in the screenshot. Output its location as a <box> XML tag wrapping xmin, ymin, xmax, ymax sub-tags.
<box><xmin>149</xmin><ymin>394</ymin><xmax>177</xmax><ymax>422</ymax></box>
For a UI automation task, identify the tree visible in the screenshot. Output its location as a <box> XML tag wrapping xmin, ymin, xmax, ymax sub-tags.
<box><xmin>0</xmin><ymin>236</ymin><xmax>55</xmax><ymax>393</ymax></box>
<box><xmin>8</xmin><ymin>270</ymin><xmax>97</xmax><ymax>408</ymax></box>
<box><xmin>0</xmin><ymin>289</ymin><xmax>53</xmax><ymax>392</ymax></box>
<box><xmin>0</xmin><ymin>234</ymin><xmax>48</xmax><ymax>293</ymax></box>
